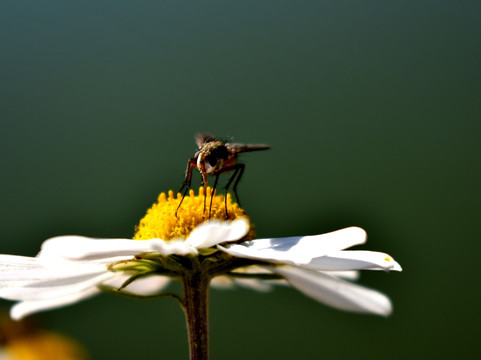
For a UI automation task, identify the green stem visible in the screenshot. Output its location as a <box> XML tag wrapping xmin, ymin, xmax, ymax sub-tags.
<box><xmin>182</xmin><ymin>272</ymin><xmax>210</xmax><ymax>360</ymax></box>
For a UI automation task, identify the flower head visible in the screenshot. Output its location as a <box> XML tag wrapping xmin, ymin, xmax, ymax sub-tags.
<box><xmin>0</xmin><ymin>188</ymin><xmax>401</xmax><ymax>320</ymax></box>
<box><xmin>0</xmin><ymin>314</ymin><xmax>89</xmax><ymax>359</ymax></box>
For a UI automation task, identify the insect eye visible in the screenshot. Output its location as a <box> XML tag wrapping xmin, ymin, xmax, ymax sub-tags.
<box><xmin>206</xmin><ymin>153</ymin><xmax>218</xmax><ymax>167</ymax></box>
<box><xmin>206</xmin><ymin>146</ymin><xmax>228</xmax><ymax>167</ymax></box>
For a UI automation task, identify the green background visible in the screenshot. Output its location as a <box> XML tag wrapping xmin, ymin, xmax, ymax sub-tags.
<box><xmin>1</xmin><ymin>1</ymin><xmax>479</xmax><ymax>359</ymax></box>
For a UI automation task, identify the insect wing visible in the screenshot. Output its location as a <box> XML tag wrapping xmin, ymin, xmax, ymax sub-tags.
<box><xmin>226</xmin><ymin>143</ymin><xmax>271</xmax><ymax>154</ymax></box>
<box><xmin>195</xmin><ymin>133</ymin><xmax>217</xmax><ymax>148</ymax></box>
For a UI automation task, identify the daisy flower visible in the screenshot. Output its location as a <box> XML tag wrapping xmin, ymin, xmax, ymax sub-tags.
<box><xmin>0</xmin><ymin>188</ymin><xmax>401</xmax><ymax>359</ymax></box>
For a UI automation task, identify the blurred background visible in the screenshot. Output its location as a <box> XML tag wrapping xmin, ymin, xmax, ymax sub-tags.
<box><xmin>0</xmin><ymin>1</ymin><xmax>479</xmax><ymax>359</ymax></box>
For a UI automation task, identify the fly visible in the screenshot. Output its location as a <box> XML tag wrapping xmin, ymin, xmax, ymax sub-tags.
<box><xmin>176</xmin><ymin>133</ymin><xmax>271</xmax><ymax>218</ymax></box>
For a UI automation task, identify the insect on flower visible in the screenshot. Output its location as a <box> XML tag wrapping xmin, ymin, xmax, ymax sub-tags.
<box><xmin>176</xmin><ymin>133</ymin><xmax>271</xmax><ymax>218</ymax></box>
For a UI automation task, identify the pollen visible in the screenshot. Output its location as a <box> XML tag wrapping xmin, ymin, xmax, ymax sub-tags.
<box><xmin>133</xmin><ymin>187</ymin><xmax>249</xmax><ymax>241</ymax></box>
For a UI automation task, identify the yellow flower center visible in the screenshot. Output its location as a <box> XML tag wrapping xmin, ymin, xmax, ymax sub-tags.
<box><xmin>134</xmin><ymin>187</ymin><xmax>249</xmax><ymax>241</ymax></box>
<box><xmin>1</xmin><ymin>332</ymin><xmax>89</xmax><ymax>360</ymax></box>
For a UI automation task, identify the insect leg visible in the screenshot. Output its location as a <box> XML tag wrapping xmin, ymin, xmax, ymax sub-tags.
<box><xmin>230</xmin><ymin>163</ymin><xmax>245</xmax><ymax>207</ymax></box>
<box><xmin>209</xmin><ymin>174</ymin><xmax>220</xmax><ymax>219</ymax></box>
<box><xmin>176</xmin><ymin>159</ymin><xmax>195</xmax><ymax>217</ymax></box>
<box><xmin>222</xmin><ymin>164</ymin><xmax>245</xmax><ymax>217</ymax></box>
<box><xmin>179</xmin><ymin>158</ymin><xmax>196</xmax><ymax>193</ymax></box>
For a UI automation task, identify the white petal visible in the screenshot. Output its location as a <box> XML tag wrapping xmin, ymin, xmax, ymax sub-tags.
<box><xmin>38</xmin><ymin>236</ymin><xmax>196</xmax><ymax>261</ymax></box>
<box><xmin>149</xmin><ymin>239</ymin><xmax>197</xmax><ymax>256</ymax></box>
<box><xmin>269</xmin><ymin>266</ymin><xmax>393</xmax><ymax>316</ymax></box>
<box><xmin>185</xmin><ymin>218</ymin><xmax>249</xmax><ymax>249</ymax></box>
<box><xmin>325</xmin><ymin>271</ymin><xmax>360</xmax><ymax>281</ymax></box>
<box><xmin>210</xmin><ymin>276</ymin><xmax>236</xmax><ymax>289</ymax></box>
<box><xmin>10</xmin><ymin>285</ymin><xmax>101</xmax><ymax>320</ymax></box>
<box><xmin>0</xmin><ymin>255</ymin><xmax>40</xmax><ymax>268</ymax></box>
<box><xmin>0</xmin><ymin>268</ymin><xmax>106</xmax><ymax>287</ymax></box>
<box><xmin>103</xmin><ymin>274</ymin><xmax>171</xmax><ymax>296</ymax></box>
<box><xmin>219</xmin><ymin>227</ymin><xmax>366</xmax><ymax>265</ymax></box>
<box><xmin>38</xmin><ymin>236</ymin><xmax>155</xmax><ymax>260</ymax></box>
<box><xmin>232</xmin><ymin>278</ymin><xmax>274</xmax><ymax>292</ymax></box>
<box><xmin>0</xmin><ymin>256</ymin><xmax>106</xmax><ymax>285</ymax></box>
<box><xmin>0</xmin><ymin>272</ymin><xmax>114</xmax><ymax>301</ymax></box>
<box><xmin>210</xmin><ymin>275</ymin><xmax>274</xmax><ymax>292</ymax></box>
<box><xmin>306</xmin><ymin>251</ymin><xmax>403</xmax><ymax>271</ymax></box>
<box><xmin>211</xmin><ymin>266</ymin><xmax>286</xmax><ymax>292</ymax></box>
<box><xmin>0</xmin><ymin>255</ymin><xmax>52</xmax><ymax>282</ymax></box>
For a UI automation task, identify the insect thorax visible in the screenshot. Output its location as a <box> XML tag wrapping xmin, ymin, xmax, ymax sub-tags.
<box><xmin>198</xmin><ymin>141</ymin><xmax>230</xmax><ymax>173</ymax></box>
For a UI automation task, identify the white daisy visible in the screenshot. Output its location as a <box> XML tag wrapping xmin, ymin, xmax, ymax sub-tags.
<box><xmin>0</xmin><ymin>188</ymin><xmax>401</xmax><ymax>321</ymax></box>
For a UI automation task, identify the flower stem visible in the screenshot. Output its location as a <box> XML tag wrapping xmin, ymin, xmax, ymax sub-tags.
<box><xmin>182</xmin><ymin>271</ymin><xmax>210</xmax><ymax>360</ymax></box>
